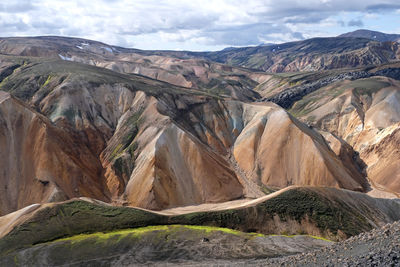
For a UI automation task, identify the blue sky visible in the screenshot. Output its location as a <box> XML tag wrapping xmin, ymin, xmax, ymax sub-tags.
<box><xmin>0</xmin><ymin>0</ymin><xmax>399</xmax><ymax>51</ymax></box>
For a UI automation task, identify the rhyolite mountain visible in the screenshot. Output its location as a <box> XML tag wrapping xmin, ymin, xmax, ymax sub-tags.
<box><xmin>0</xmin><ymin>56</ymin><xmax>367</xmax><ymax>213</ymax></box>
<box><xmin>1</xmin><ymin>31</ymin><xmax>400</xmax><ymax>265</ymax></box>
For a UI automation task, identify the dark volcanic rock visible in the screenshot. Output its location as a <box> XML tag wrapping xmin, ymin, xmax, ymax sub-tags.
<box><xmin>262</xmin><ymin>220</ymin><xmax>400</xmax><ymax>266</ymax></box>
<box><xmin>265</xmin><ymin>71</ymin><xmax>372</xmax><ymax>108</ymax></box>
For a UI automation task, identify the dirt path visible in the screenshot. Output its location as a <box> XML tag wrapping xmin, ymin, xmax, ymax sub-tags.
<box><xmin>160</xmin><ymin>186</ymin><xmax>294</xmax><ymax>215</ymax></box>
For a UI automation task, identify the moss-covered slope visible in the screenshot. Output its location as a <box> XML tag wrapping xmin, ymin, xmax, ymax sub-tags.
<box><xmin>0</xmin><ymin>225</ymin><xmax>331</xmax><ymax>266</ymax></box>
<box><xmin>1</xmin><ymin>187</ymin><xmax>399</xmax><ymax>256</ymax></box>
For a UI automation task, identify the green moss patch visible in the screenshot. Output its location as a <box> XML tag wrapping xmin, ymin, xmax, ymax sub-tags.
<box><xmin>50</xmin><ymin>225</ymin><xmax>262</xmax><ymax>245</ymax></box>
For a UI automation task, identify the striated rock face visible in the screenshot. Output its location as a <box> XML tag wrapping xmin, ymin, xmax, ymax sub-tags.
<box><xmin>100</xmin><ymin>94</ymin><xmax>244</xmax><ymax>209</ymax></box>
<box><xmin>0</xmin><ymin>91</ymin><xmax>109</xmax><ymax>216</ymax></box>
<box><xmin>170</xmin><ymin>99</ymin><xmax>366</xmax><ymax>192</ymax></box>
<box><xmin>138</xmin><ymin>100</ymin><xmax>367</xmax><ymax>203</ymax></box>
<box><xmin>291</xmin><ymin>76</ymin><xmax>400</xmax><ymax>195</ymax></box>
<box><xmin>100</xmin><ymin>97</ymin><xmax>367</xmax><ymax>209</ymax></box>
<box><xmin>231</xmin><ymin>104</ymin><xmax>365</xmax><ymax>190</ymax></box>
<box><xmin>359</xmin><ymin>124</ymin><xmax>400</xmax><ymax>195</ymax></box>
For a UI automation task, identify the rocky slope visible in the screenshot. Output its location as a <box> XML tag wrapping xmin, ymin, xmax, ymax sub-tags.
<box><xmin>179</xmin><ymin>219</ymin><xmax>400</xmax><ymax>266</ymax></box>
<box><xmin>264</xmin><ymin>220</ymin><xmax>400</xmax><ymax>266</ymax></box>
<box><xmin>289</xmin><ymin>75</ymin><xmax>400</xmax><ymax>196</ymax></box>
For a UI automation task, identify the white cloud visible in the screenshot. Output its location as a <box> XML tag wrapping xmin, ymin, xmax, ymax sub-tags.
<box><xmin>0</xmin><ymin>0</ymin><xmax>399</xmax><ymax>50</ymax></box>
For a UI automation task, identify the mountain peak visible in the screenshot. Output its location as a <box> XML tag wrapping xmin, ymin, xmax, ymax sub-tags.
<box><xmin>339</xmin><ymin>29</ymin><xmax>400</xmax><ymax>42</ymax></box>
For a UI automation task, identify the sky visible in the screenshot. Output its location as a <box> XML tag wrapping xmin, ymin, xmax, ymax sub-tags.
<box><xmin>0</xmin><ymin>0</ymin><xmax>400</xmax><ymax>51</ymax></box>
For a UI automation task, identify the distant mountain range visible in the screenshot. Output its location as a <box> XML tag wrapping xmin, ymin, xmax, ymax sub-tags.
<box><xmin>1</xmin><ymin>29</ymin><xmax>399</xmax><ymax>75</ymax></box>
<box><xmin>339</xmin><ymin>29</ymin><xmax>400</xmax><ymax>42</ymax></box>
<box><xmin>197</xmin><ymin>30</ymin><xmax>400</xmax><ymax>72</ymax></box>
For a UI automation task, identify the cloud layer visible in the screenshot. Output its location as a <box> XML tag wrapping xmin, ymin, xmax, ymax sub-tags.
<box><xmin>0</xmin><ymin>0</ymin><xmax>399</xmax><ymax>50</ymax></box>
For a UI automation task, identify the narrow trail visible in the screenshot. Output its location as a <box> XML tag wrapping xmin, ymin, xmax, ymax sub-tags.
<box><xmin>160</xmin><ymin>187</ymin><xmax>294</xmax><ymax>215</ymax></box>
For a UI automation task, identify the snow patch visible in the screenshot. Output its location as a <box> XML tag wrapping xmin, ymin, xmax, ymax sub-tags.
<box><xmin>353</xmin><ymin>124</ymin><xmax>363</xmax><ymax>134</ymax></box>
<box><xmin>58</xmin><ymin>54</ymin><xmax>73</xmax><ymax>61</ymax></box>
<box><xmin>81</xmin><ymin>42</ymin><xmax>89</xmax><ymax>46</ymax></box>
<box><xmin>101</xmin><ymin>46</ymin><xmax>113</xmax><ymax>53</ymax></box>
<box><xmin>133</xmin><ymin>66</ymin><xmax>140</xmax><ymax>74</ymax></box>
<box><xmin>76</xmin><ymin>45</ymin><xmax>83</xmax><ymax>49</ymax></box>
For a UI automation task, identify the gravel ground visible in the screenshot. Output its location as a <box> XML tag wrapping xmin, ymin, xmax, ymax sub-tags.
<box><xmin>261</xmin><ymin>220</ymin><xmax>400</xmax><ymax>266</ymax></box>
<box><xmin>167</xmin><ymin>221</ymin><xmax>400</xmax><ymax>267</ymax></box>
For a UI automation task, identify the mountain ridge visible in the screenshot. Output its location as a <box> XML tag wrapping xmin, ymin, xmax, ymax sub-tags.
<box><xmin>339</xmin><ymin>29</ymin><xmax>400</xmax><ymax>42</ymax></box>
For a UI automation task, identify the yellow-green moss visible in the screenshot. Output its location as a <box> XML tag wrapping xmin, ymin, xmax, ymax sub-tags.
<box><xmin>48</xmin><ymin>224</ymin><xmax>332</xmax><ymax>246</ymax></box>
<box><xmin>0</xmin><ymin>76</ymin><xmax>9</xmax><ymax>88</ymax></box>
<box><xmin>49</xmin><ymin>225</ymin><xmax>263</xmax><ymax>245</ymax></box>
<box><xmin>307</xmin><ymin>235</ymin><xmax>333</xmax><ymax>242</ymax></box>
<box><xmin>180</xmin><ymin>225</ymin><xmax>264</xmax><ymax>237</ymax></box>
<box><xmin>54</xmin><ymin>225</ymin><xmax>170</xmax><ymax>245</ymax></box>
<box><xmin>110</xmin><ymin>144</ymin><xmax>123</xmax><ymax>159</ymax></box>
<box><xmin>42</xmin><ymin>75</ymin><xmax>53</xmax><ymax>87</ymax></box>
<box><xmin>269</xmin><ymin>234</ymin><xmax>333</xmax><ymax>242</ymax></box>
